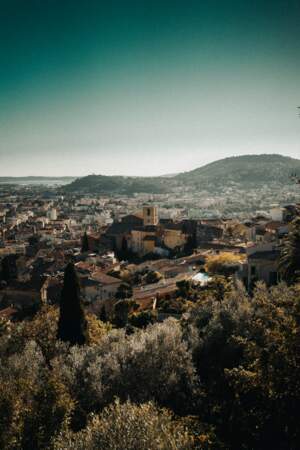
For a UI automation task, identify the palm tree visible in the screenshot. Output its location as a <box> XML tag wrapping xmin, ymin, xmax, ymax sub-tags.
<box><xmin>279</xmin><ymin>217</ymin><xmax>300</xmax><ymax>284</ymax></box>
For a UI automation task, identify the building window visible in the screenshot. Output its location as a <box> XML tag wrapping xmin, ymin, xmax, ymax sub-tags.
<box><xmin>251</xmin><ymin>266</ymin><xmax>256</xmax><ymax>276</ymax></box>
<box><xmin>147</xmin><ymin>208</ymin><xmax>151</xmax><ymax>216</ymax></box>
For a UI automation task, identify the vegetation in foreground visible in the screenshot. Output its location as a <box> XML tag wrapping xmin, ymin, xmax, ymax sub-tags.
<box><xmin>1</xmin><ymin>277</ymin><xmax>300</xmax><ymax>450</ymax></box>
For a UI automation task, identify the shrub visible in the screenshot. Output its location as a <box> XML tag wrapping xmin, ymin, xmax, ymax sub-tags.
<box><xmin>53</xmin><ymin>399</ymin><xmax>194</xmax><ymax>450</ymax></box>
<box><xmin>145</xmin><ymin>270</ymin><xmax>163</xmax><ymax>284</ymax></box>
<box><xmin>2</xmin><ymin>306</ymin><xmax>110</xmax><ymax>361</ymax></box>
<box><xmin>183</xmin><ymin>282</ymin><xmax>300</xmax><ymax>450</ymax></box>
<box><xmin>205</xmin><ymin>253</ymin><xmax>244</xmax><ymax>276</ymax></box>
<box><xmin>52</xmin><ymin>319</ymin><xmax>199</xmax><ymax>427</ymax></box>
<box><xmin>129</xmin><ymin>310</ymin><xmax>157</xmax><ymax>328</ymax></box>
<box><xmin>0</xmin><ymin>341</ymin><xmax>73</xmax><ymax>450</ymax></box>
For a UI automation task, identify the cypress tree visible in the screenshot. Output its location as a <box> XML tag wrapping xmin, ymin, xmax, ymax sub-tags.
<box><xmin>113</xmin><ymin>299</ymin><xmax>131</xmax><ymax>328</ymax></box>
<box><xmin>99</xmin><ymin>304</ymin><xmax>108</xmax><ymax>323</ymax></box>
<box><xmin>1</xmin><ymin>255</ymin><xmax>17</xmax><ymax>284</ymax></box>
<box><xmin>57</xmin><ymin>262</ymin><xmax>88</xmax><ymax>345</ymax></box>
<box><xmin>81</xmin><ymin>232</ymin><xmax>89</xmax><ymax>253</ymax></box>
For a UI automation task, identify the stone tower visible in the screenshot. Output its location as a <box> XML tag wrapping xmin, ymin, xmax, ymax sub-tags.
<box><xmin>143</xmin><ymin>206</ymin><xmax>158</xmax><ymax>226</ymax></box>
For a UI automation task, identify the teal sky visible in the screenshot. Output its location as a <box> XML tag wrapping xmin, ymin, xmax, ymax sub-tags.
<box><xmin>0</xmin><ymin>0</ymin><xmax>300</xmax><ymax>176</ymax></box>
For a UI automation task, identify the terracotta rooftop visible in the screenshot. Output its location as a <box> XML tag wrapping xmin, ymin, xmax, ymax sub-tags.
<box><xmin>90</xmin><ymin>271</ymin><xmax>121</xmax><ymax>285</ymax></box>
<box><xmin>265</xmin><ymin>221</ymin><xmax>286</xmax><ymax>231</ymax></box>
<box><xmin>75</xmin><ymin>261</ymin><xmax>95</xmax><ymax>272</ymax></box>
<box><xmin>0</xmin><ymin>306</ymin><xmax>17</xmax><ymax>319</ymax></box>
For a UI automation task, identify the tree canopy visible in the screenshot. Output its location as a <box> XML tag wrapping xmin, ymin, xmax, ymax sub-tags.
<box><xmin>1</xmin><ymin>279</ymin><xmax>300</xmax><ymax>449</ymax></box>
<box><xmin>280</xmin><ymin>217</ymin><xmax>300</xmax><ymax>284</ymax></box>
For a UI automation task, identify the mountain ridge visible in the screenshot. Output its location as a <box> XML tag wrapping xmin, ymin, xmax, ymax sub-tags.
<box><xmin>62</xmin><ymin>154</ymin><xmax>300</xmax><ymax>194</ymax></box>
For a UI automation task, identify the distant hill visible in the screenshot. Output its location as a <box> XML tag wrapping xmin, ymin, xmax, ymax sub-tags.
<box><xmin>63</xmin><ymin>174</ymin><xmax>169</xmax><ymax>194</ymax></box>
<box><xmin>63</xmin><ymin>154</ymin><xmax>300</xmax><ymax>194</ymax></box>
<box><xmin>174</xmin><ymin>154</ymin><xmax>300</xmax><ymax>189</ymax></box>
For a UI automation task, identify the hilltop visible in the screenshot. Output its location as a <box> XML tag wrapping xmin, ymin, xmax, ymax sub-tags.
<box><xmin>63</xmin><ymin>154</ymin><xmax>300</xmax><ymax>194</ymax></box>
<box><xmin>174</xmin><ymin>154</ymin><xmax>300</xmax><ymax>188</ymax></box>
<box><xmin>62</xmin><ymin>174</ymin><xmax>169</xmax><ymax>194</ymax></box>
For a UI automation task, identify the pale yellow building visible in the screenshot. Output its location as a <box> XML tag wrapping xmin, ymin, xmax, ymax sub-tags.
<box><xmin>163</xmin><ymin>228</ymin><xmax>187</xmax><ymax>250</ymax></box>
<box><xmin>130</xmin><ymin>227</ymin><xmax>156</xmax><ymax>256</ymax></box>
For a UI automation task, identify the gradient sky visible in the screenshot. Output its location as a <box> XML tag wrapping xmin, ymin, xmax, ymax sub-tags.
<box><xmin>0</xmin><ymin>0</ymin><xmax>300</xmax><ymax>176</ymax></box>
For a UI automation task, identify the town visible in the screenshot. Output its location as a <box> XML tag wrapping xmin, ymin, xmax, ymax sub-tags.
<box><xmin>2</xmin><ymin>0</ymin><xmax>300</xmax><ymax>447</ymax></box>
<box><xmin>1</xmin><ymin>182</ymin><xmax>299</xmax><ymax>325</ymax></box>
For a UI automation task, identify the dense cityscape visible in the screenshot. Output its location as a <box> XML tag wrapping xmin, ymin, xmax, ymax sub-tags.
<box><xmin>0</xmin><ymin>173</ymin><xmax>299</xmax><ymax>322</ymax></box>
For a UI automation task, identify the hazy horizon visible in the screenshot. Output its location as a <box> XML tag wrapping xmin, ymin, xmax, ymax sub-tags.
<box><xmin>2</xmin><ymin>149</ymin><xmax>300</xmax><ymax>178</ymax></box>
<box><xmin>0</xmin><ymin>153</ymin><xmax>299</xmax><ymax>179</ymax></box>
<box><xmin>1</xmin><ymin>1</ymin><xmax>300</xmax><ymax>176</ymax></box>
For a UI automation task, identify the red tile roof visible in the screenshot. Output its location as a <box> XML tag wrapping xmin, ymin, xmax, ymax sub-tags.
<box><xmin>90</xmin><ymin>271</ymin><xmax>121</xmax><ymax>285</ymax></box>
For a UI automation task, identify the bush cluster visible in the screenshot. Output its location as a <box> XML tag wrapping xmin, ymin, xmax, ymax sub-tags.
<box><xmin>0</xmin><ymin>281</ymin><xmax>300</xmax><ymax>449</ymax></box>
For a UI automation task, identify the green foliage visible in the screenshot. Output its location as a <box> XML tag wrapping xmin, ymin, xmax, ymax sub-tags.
<box><xmin>184</xmin><ymin>234</ymin><xmax>197</xmax><ymax>254</ymax></box>
<box><xmin>129</xmin><ymin>310</ymin><xmax>157</xmax><ymax>328</ymax></box>
<box><xmin>1</xmin><ymin>278</ymin><xmax>300</xmax><ymax>449</ymax></box>
<box><xmin>176</xmin><ymin>279</ymin><xmax>192</xmax><ymax>297</ymax></box>
<box><xmin>115</xmin><ymin>282</ymin><xmax>133</xmax><ymax>299</ymax></box>
<box><xmin>205</xmin><ymin>252</ymin><xmax>243</xmax><ymax>276</ymax></box>
<box><xmin>279</xmin><ymin>217</ymin><xmax>300</xmax><ymax>284</ymax></box>
<box><xmin>57</xmin><ymin>263</ymin><xmax>88</xmax><ymax>346</ymax></box>
<box><xmin>202</xmin><ymin>276</ymin><xmax>233</xmax><ymax>301</ymax></box>
<box><xmin>1</xmin><ymin>255</ymin><xmax>17</xmax><ymax>284</ymax></box>
<box><xmin>0</xmin><ymin>341</ymin><xmax>74</xmax><ymax>450</ymax></box>
<box><xmin>53</xmin><ymin>399</ymin><xmax>194</xmax><ymax>450</ymax></box>
<box><xmin>145</xmin><ymin>270</ymin><xmax>163</xmax><ymax>284</ymax></box>
<box><xmin>159</xmin><ymin>296</ymin><xmax>188</xmax><ymax>314</ymax></box>
<box><xmin>51</xmin><ymin>319</ymin><xmax>197</xmax><ymax>426</ymax></box>
<box><xmin>1</xmin><ymin>305</ymin><xmax>109</xmax><ymax>362</ymax></box>
<box><xmin>113</xmin><ymin>299</ymin><xmax>137</xmax><ymax>328</ymax></box>
<box><xmin>183</xmin><ymin>281</ymin><xmax>300</xmax><ymax>449</ymax></box>
<box><xmin>0</xmin><ymin>317</ymin><xmax>10</xmax><ymax>338</ymax></box>
<box><xmin>99</xmin><ymin>304</ymin><xmax>108</xmax><ymax>323</ymax></box>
